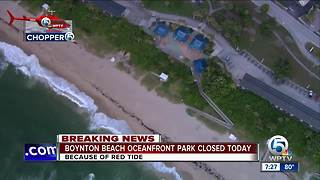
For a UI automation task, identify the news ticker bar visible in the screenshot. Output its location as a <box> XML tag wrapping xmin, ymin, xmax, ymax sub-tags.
<box><xmin>24</xmin><ymin>134</ymin><xmax>259</xmax><ymax>162</ymax></box>
<box><xmin>57</xmin><ymin>134</ymin><xmax>162</xmax><ymax>143</ymax></box>
<box><xmin>261</xmin><ymin>162</ymin><xmax>299</xmax><ymax>172</ymax></box>
<box><xmin>58</xmin><ymin>153</ymin><xmax>257</xmax><ymax>161</ymax></box>
<box><xmin>24</xmin><ymin>144</ymin><xmax>259</xmax><ymax>161</ymax></box>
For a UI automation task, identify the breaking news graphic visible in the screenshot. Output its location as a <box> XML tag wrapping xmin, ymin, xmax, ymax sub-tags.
<box><xmin>24</xmin><ymin>134</ymin><xmax>259</xmax><ymax>162</ymax></box>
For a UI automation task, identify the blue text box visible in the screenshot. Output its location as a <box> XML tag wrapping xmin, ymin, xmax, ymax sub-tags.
<box><xmin>24</xmin><ymin>144</ymin><xmax>57</xmax><ymax>161</ymax></box>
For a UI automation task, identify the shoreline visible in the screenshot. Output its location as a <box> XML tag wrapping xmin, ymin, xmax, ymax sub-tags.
<box><xmin>0</xmin><ymin>2</ymin><xmax>223</xmax><ymax>180</ymax></box>
<box><xmin>0</xmin><ymin>1</ymin><xmax>290</xmax><ymax>180</ymax></box>
<box><xmin>0</xmin><ymin>29</ymin><xmax>190</xmax><ymax>180</ymax></box>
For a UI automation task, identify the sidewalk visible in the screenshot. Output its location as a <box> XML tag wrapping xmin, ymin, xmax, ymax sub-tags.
<box><xmin>223</xmin><ymin>50</ymin><xmax>320</xmax><ymax>113</ymax></box>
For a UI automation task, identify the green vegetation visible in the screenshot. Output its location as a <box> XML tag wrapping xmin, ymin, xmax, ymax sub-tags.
<box><xmin>80</xmin><ymin>32</ymin><xmax>116</xmax><ymax>56</ymax></box>
<box><xmin>23</xmin><ymin>0</ymin><xmax>320</xmax><ymax>169</ymax></box>
<box><xmin>23</xmin><ymin>0</ymin><xmax>208</xmax><ymax>109</ymax></box>
<box><xmin>214</xmin><ymin>3</ymin><xmax>253</xmax><ymax>46</ymax></box>
<box><xmin>203</xmin><ymin>40</ymin><xmax>214</xmax><ymax>55</ymax></box>
<box><xmin>202</xmin><ymin>58</ymin><xmax>320</xmax><ymax>169</ymax></box>
<box><xmin>142</xmin><ymin>0</ymin><xmax>208</xmax><ymax>18</ymax></box>
<box><xmin>212</xmin><ymin>1</ymin><xmax>320</xmax><ymax>92</ymax></box>
<box><xmin>301</xmin><ymin>5</ymin><xmax>317</xmax><ymax>24</ymax></box>
<box><xmin>272</xmin><ymin>58</ymin><xmax>292</xmax><ymax>79</ymax></box>
<box><xmin>259</xmin><ymin>18</ymin><xmax>277</xmax><ymax>36</ymax></box>
<box><xmin>260</xmin><ymin>4</ymin><xmax>270</xmax><ymax>14</ymax></box>
<box><xmin>306</xmin><ymin>42</ymin><xmax>320</xmax><ymax>59</ymax></box>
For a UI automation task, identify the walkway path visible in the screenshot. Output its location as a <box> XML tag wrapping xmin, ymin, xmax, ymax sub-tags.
<box><xmin>112</xmin><ymin>1</ymin><xmax>317</xmax><ymax>179</ymax></box>
<box><xmin>117</xmin><ymin>0</ymin><xmax>320</xmax><ymax>113</ymax></box>
<box><xmin>273</xmin><ymin>32</ymin><xmax>320</xmax><ymax>81</ymax></box>
<box><xmin>251</xmin><ymin>0</ymin><xmax>320</xmax><ymax>65</ymax></box>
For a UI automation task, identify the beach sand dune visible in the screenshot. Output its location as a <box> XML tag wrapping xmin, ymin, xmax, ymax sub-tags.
<box><xmin>0</xmin><ymin>1</ymin><xmax>288</xmax><ymax>180</ymax></box>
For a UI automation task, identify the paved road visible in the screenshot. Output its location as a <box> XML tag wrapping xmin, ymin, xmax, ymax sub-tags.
<box><xmin>112</xmin><ymin>1</ymin><xmax>319</xmax><ymax>179</ymax></box>
<box><xmin>146</xmin><ymin>10</ymin><xmax>237</xmax><ymax>55</ymax></box>
<box><xmin>116</xmin><ymin>0</ymin><xmax>319</xmax><ymax>111</ymax></box>
<box><xmin>251</xmin><ymin>0</ymin><xmax>320</xmax><ymax>65</ymax></box>
<box><xmin>241</xmin><ymin>73</ymin><xmax>320</xmax><ymax>132</ymax></box>
<box><xmin>273</xmin><ymin>32</ymin><xmax>320</xmax><ymax>81</ymax></box>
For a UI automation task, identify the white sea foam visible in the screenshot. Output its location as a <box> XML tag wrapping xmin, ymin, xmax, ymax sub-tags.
<box><xmin>147</xmin><ymin>162</ymin><xmax>182</xmax><ymax>180</ymax></box>
<box><xmin>0</xmin><ymin>42</ymin><xmax>130</xmax><ymax>134</ymax></box>
<box><xmin>48</xmin><ymin>170</ymin><xmax>57</xmax><ymax>180</ymax></box>
<box><xmin>0</xmin><ymin>56</ymin><xmax>8</xmax><ymax>73</ymax></box>
<box><xmin>85</xmin><ymin>173</ymin><xmax>95</xmax><ymax>180</ymax></box>
<box><xmin>0</xmin><ymin>42</ymin><xmax>182</xmax><ymax>180</ymax></box>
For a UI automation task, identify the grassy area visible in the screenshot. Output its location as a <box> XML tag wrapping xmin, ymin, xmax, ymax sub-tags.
<box><xmin>78</xmin><ymin>32</ymin><xmax>116</xmax><ymax>57</ymax></box>
<box><xmin>22</xmin><ymin>0</ymin><xmax>320</xmax><ymax>170</ymax></box>
<box><xmin>155</xmin><ymin>83</ymin><xmax>181</xmax><ymax>103</ymax></box>
<box><xmin>275</xmin><ymin>27</ymin><xmax>320</xmax><ymax>91</ymax></box>
<box><xmin>306</xmin><ymin>42</ymin><xmax>320</xmax><ymax>60</ymax></box>
<box><xmin>142</xmin><ymin>0</ymin><xmax>209</xmax><ymax>18</ymax></box>
<box><xmin>202</xmin><ymin>58</ymin><xmax>320</xmax><ymax>171</ymax></box>
<box><xmin>212</xmin><ymin>1</ymin><xmax>320</xmax><ymax>93</ymax></box>
<box><xmin>238</xmin><ymin>26</ymin><xmax>320</xmax><ymax>92</ymax></box>
<box><xmin>301</xmin><ymin>6</ymin><xmax>317</xmax><ymax>24</ymax></box>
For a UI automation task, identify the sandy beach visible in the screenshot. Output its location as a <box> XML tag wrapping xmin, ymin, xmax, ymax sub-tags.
<box><xmin>0</xmin><ymin>1</ymin><xmax>289</xmax><ymax>180</ymax></box>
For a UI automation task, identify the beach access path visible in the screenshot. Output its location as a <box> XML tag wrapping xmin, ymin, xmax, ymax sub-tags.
<box><xmin>116</xmin><ymin>0</ymin><xmax>320</xmax><ymax>112</ymax></box>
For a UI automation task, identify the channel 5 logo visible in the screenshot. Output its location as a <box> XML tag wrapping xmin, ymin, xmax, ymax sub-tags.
<box><xmin>267</xmin><ymin>135</ymin><xmax>293</xmax><ymax>161</ymax></box>
<box><xmin>268</xmin><ymin>135</ymin><xmax>289</xmax><ymax>155</ymax></box>
<box><xmin>24</xmin><ymin>144</ymin><xmax>57</xmax><ymax>161</ymax></box>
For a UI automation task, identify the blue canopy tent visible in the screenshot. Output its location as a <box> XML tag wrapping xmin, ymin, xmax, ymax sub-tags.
<box><xmin>173</xmin><ymin>26</ymin><xmax>192</xmax><ymax>42</ymax></box>
<box><xmin>190</xmin><ymin>34</ymin><xmax>208</xmax><ymax>51</ymax></box>
<box><xmin>154</xmin><ymin>23</ymin><xmax>169</xmax><ymax>37</ymax></box>
<box><xmin>193</xmin><ymin>59</ymin><xmax>207</xmax><ymax>75</ymax></box>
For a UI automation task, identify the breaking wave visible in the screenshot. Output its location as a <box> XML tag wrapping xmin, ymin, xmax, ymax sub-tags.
<box><xmin>85</xmin><ymin>173</ymin><xmax>95</xmax><ymax>180</ymax></box>
<box><xmin>0</xmin><ymin>42</ymin><xmax>130</xmax><ymax>134</ymax></box>
<box><xmin>0</xmin><ymin>42</ymin><xmax>182</xmax><ymax>180</ymax></box>
<box><xmin>0</xmin><ymin>50</ymin><xmax>8</xmax><ymax>74</ymax></box>
<box><xmin>0</xmin><ymin>60</ymin><xmax>8</xmax><ymax>76</ymax></box>
<box><xmin>147</xmin><ymin>162</ymin><xmax>182</xmax><ymax>180</ymax></box>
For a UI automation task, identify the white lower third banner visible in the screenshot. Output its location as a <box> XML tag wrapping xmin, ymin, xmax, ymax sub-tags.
<box><xmin>58</xmin><ymin>153</ymin><xmax>259</xmax><ymax>161</ymax></box>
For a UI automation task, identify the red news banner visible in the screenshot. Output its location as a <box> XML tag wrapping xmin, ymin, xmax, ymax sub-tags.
<box><xmin>57</xmin><ymin>134</ymin><xmax>259</xmax><ymax>161</ymax></box>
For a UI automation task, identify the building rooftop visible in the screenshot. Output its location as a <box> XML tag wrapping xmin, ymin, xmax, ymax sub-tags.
<box><xmin>240</xmin><ymin>73</ymin><xmax>320</xmax><ymax>132</ymax></box>
<box><xmin>299</xmin><ymin>0</ymin><xmax>310</xmax><ymax>6</ymax></box>
<box><xmin>154</xmin><ymin>23</ymin><xmax>169</xmax><ymax>37</ymax></box>
<box><xmin>189</xmin><ymin>34</ymin><xmax>208</xmax><ymax>51</ymax></box>
<box><xmin>90</xmin><ymin>0</ymin><xmax>126</xmax><ymax>17</ymax></box>
<box><xmin>193</xmin><ymin>59</ymin><xmax>207</xmax><ymax>75</ymax></box>
<box><xmin>279</xmin><ymin>0</ymin><xmax>314</xmax><ymax>17</ymax></box>
<box><xmin>174</xmin><ymin>26</ymin><xmax>192</xmax><ymax>42</ymax></box>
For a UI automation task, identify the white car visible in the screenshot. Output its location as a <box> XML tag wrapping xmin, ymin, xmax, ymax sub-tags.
<box><xmin>308</xmin><ymin>90</ymin><xmax>313</xmax><ymax>98</ymax></box>
<box><xmin>225</xmin><ymin>56</ymin><xmax>231</xmax><ymax>62</ymax></box>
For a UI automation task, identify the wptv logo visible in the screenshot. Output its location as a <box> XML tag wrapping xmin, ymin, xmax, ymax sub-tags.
<box><xmin>267</xmin><ymin>135</ymin><xmax>293</xmax><ymax>162</ymax></box>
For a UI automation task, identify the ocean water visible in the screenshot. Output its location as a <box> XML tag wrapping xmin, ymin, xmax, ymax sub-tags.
<box><xmin>0</xmin><ymin>42</ymin><xmax>181</xmax><ymax>180</ymax></box>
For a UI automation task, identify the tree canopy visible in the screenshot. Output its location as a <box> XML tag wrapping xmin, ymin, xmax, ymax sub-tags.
<box><xmin>260</xmin><ymin>4</ymin><xmax>270</xmax><ymax>14</ymax></box>
<box><xmin>272</xmin><ymin>58</ymin><xmax>292</xmax><ymax>79</ymax></box>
